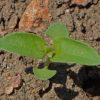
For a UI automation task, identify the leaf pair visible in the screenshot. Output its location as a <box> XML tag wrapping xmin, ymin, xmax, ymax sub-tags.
<box><xmin>0</xmin><ymin>22</ymin><xmax>100</xmax><ymax>80</ymax></box>
<box><xmin>46</xmin><ymin>22</ymin><xmax>100</xmax><ymax>65</ymax></box>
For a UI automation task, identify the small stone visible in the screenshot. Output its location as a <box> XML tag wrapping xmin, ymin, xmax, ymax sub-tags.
<box><xmin>5</xmin><ymin>86</ymin><xmax>14</xmax><ymax>95</ymax></box>
<box><xmin>93</xmin><ymin>96</ymin><xmax>100</xmax><ymax>100</ymax></box>
<box><xmin>11</xmin><ymin>73</ymin><xmax>22</xmax><ymax>89</ymax></box>
<box><xmin>20</xmin><ymin>0</ymin><xmax>26</xmax><ymax>2</ymax></box>
<box><xmin>8</xmin><ymin>14</ymin><xmax>18</xmax><ymax>29</ymax></box>
<box><xmin>71</xmin><ymin>0</ymin><xmax>92</xmax><ymax>6</ymax></box>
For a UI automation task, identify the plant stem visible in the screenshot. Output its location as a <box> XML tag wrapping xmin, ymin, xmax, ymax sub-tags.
<box><xmin>44</xmin><ymin>56</ymin><xmax>51</xmax><ymax>69</ymax></box>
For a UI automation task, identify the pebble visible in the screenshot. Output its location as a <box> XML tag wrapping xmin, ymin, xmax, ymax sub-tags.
<box><xmin>20</xmin><ymin>0</ymin><xmax>26</xmax><ymax>2</ymax></box>
<box><xmin>93</xmin><ymin>96</ymin><xmax>100</xmax><ymax>100</ymax></box>
<box><xmin>5</xmin><ymin>86</ymin><xmax>14</xmax><ymax>95</ymax></box>
<box><xmin>8</xmin><ymin>14</ymin><xmax>18</xmax><ymax>29</ymax></box>
<box><xmin>11</xmin><ymin>73</ymin><xmax>22</xmax><ymax>89</ymax></box>
<box><xmin>71</xmin><ymin>0</ymin><xmax>92</xmax><ymax>6</ymax></box>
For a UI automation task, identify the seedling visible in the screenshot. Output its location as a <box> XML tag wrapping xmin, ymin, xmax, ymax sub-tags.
<box><xmin>0</xmin><ymin>22</ymin><xmax>100</xmax><ymax>80</ymax></box>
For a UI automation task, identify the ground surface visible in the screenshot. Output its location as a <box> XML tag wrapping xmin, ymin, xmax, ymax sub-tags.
<box><xmin>0</xmin><ymin>0</ymin><xmax>100</xmax><ymax>100</ymax></box>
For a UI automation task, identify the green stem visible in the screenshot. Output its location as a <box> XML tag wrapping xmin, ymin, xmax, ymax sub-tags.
<box><xmin>44</xmin><ymin>56</ymin><xmax>51</xmax><ymax>69</ymax></box>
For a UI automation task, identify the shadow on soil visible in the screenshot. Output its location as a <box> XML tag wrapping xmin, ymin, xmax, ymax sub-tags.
<box><xmin>49</xmin><ymin>63</ymin><xmax>78</xmax><ymax>100</ymax></box>
<box><xmin>67</xmin><ymin>66</ymin><xmax>100</xmax><ymax>97</ymax></box>
<box><xmin>25</xmin><ymin>64</ymin><xmax>100</xmax><ymax>99</ymax></box>
<box><xmin>25</xmin><ymin>63</ymin><xmax>78</xmax><ymax>99</ymax></box>
<box><xmin>77</xmin><ymin>66</ymin><xmax>100</xmax><ymax>96</ymax></box>
<box><xmin>40</xmin><ymin>63</ymin><xmax>79</xmax><ymax>100</ymax></box>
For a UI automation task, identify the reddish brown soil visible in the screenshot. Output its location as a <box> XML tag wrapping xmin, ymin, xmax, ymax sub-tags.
<box><xmin>0</xmin><ymin>0</ymin><xmax>100</xmax><ymax>100</ymax></box>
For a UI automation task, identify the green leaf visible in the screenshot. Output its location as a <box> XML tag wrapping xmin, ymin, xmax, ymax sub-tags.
<box><xmin>45</xmin><ymin>22</ymin><xmax>69</xmax><ymax>39</ymax></box>
<box><xmin>0</xmin><ymin>32</ymin><xmax>47</xmax><ymax>59</ymax></box>
<box><xmin>51</xmin><ymin>38</ymin><xmax>100</xmax><ymax>65</ymax></box>
<box><xmin>33</xmin><ymin>67</ymin><xmax>56</xmax><ymax>80</ymax></box>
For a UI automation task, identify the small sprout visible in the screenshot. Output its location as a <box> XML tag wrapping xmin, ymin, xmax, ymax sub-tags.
<box><xmin>0</xmin><ymin>22</ymin><xmax>100</xmax><ymax>80</ymax></box>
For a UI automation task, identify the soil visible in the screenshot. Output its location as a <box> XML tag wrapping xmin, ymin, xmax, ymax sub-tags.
<box><xmin>0</xmin><ymin>0</ymin><xmax>100</xmax><ymax>100</ymax></box>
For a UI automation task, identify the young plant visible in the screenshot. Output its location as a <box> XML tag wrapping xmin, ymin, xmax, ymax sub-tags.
<box><xmin>0</xmin><ymin>22</ymin><xmax>100</xmax><ymax>80</ymax></box>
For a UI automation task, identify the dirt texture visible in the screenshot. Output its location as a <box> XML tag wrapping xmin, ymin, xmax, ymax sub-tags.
<box><xmin>0</xmin><ymin>0</ymin><xmax>100</xmax><ymax>100</ymax></box>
